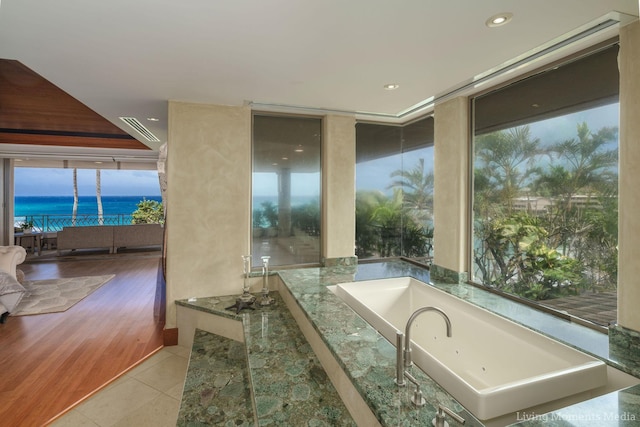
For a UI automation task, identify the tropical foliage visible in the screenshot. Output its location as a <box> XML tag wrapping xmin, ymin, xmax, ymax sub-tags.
<box><xmin>252</xmin><ymin>199</ymin><xmax>320</xmax><ymax>236</ymax></box>
<box><xmin>473</xmin><ymin>122</ymin><xmax>618</xmax><ymax>302</ymax></box>
<box><xmin>355</xmin><ymin>158</ymin><xmax>434</xmax><ymax>260</ymax></box>
<box><xmin>132</xmin><ymin>198</ymin><xmax>164</xmax><ymax>224</ymax></box>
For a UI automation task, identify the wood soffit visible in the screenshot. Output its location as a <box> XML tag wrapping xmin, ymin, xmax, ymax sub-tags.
<box><xmin>0</xmin><ymin>59</ymin><xmax>149</xmax><ymax>150</ymax></box>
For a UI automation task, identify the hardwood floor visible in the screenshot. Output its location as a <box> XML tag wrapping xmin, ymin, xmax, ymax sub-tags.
<box><xmin>0</xmin><ymin>251</ymin><xmax>165</xmax><ymax>427</ymax></box>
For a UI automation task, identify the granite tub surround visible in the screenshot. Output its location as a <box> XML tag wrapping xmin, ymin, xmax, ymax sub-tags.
<box><xmin>278</xmin><ymin>265</ymin><xmax>479</xmax><ymax>426</ymax></box>
<box><xmin>176</xmin><ymin>292</ymin><xmax>355</xmax><ymax>426</ymax></box>
<box><xmin>277</xmin><ymin>260</ymin><xmax>640</xmax><ymax>426</ymax></box>
<box><xmin>176</xmin><ymin>260</ymin><xmax>640</xmax><ymax>426</ymax></box>
<box><xmin>322</xmin><ymin>256</ymin><xmax>358</xmax><ymax>267</ymax></box>
<box><xmin>430</xmin><ymin>264</ymin><xmax>468</xmax><ymax>284</ymax></box>
<box><xmin>510</xmin><ymin>383</ymin><xmax>640</xmax><ymax>427</ymax></box>
<box><xmin>177</xmin><ymin>329</ymin><xmax>254</xmax><ymax>426</ymax></box>
<box><xmin>609</xmin><ymin>324</ymin><xmax>640</xmax><ymax>379</ymax></box>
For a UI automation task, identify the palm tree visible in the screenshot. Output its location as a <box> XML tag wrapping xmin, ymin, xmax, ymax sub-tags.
<box><xmin>96</xmin><ymin>169</ymin><xmax>103</xmax><ymax>225</ymax></box>
<box><xmin>370</xmin><ymin>188</ymin><xmax>404</xmax><ymax>257</ymax></box>
<box><xmin>388</xmin><ymin>158</ymin><xmax>434</xmax><ymax>223</ymax></box>
<box><xmin>534</xmin><ymin>122</ymin><xmax>619</xmax><ymax>284</ymax></box>
<box><xmin>475</xmin><ymin>125</ymin><xmax>545</xmax><ymax>213</ymax></box>
<box><xmin>72</xmin><ymin>168</ymin><xmax>78</xmax><ymax>226</ymax></box>
<box><xmin>536</xmin><ymin>122</ymin><xmax>618</xmax><ymax>208</ymax></box>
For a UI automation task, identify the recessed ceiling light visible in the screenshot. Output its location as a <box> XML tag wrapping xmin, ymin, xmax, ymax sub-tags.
<box><xmin>282</xmin><ymin>157</ymin><xmax>288</xmax><ymax>160</ymax></box>
<box><xmin>384</xmin><ymin>83</ymin><xmax>399</xmax><ymax>90</ymax></box>
<box><xmin>294</xmin><ymin>145</ymin><xmax>304</xmax><ymax>153</ymax></box>
<box><xmin>486</xmin><ymin>12</ymin><xmax>513</xmax><ymax>27</ymax></box>
<box><xmin>95</xmin><ymin>161</ymin><xmax>103</xmax><ymax>164</ymax></box>
<box><xmin>147</xmin><ymin>117</ymin><xmax>159</xmax><ymax>122</ymax></box>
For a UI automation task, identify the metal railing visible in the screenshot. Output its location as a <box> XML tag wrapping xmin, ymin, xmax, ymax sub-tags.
<box><xmin>15</xmin><ymin>214</ymin><xmax>135</xmax><ymax>232</ymax></box>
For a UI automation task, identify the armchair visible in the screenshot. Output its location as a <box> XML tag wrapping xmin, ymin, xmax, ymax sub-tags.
<box><xmin>0</xmin><ymin>246</ymin><xmax>27</xmax><ymax>323</ymax></box>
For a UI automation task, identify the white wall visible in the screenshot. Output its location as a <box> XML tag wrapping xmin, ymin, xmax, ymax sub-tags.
<box><xmin>165</xmin><ymin>106</ymin><xmax>357</xmax><ymax>329</ymax></box>
<box><xmin>165</xmin><ymin>102</ymin><xmax>251</xmax><ymax>329</ymax></box>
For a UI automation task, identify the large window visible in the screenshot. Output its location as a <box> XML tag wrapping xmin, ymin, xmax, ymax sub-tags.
<box><xmin>472</xmin><ymin>45</ymin><xmax>619</xmax><ymax>328</ymax></box>
<box><xmin>252</xmin><ymin>114</ymin><xmax>321</xmax><ymax>268</ymax></box>
<box><xmin>356</xmin><ymin>117</ymin><xmax>434</xmax><ymax>264</ymax></box>
<box><xmin>14</xmin><ymin>167</ymin><xmax>162</xmax><ymax>230</ymax></box>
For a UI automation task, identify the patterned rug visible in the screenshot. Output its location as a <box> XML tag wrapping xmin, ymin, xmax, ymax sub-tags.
<box><xmin>11</xmin><ymin>275</ymin><xmax>115</xmax><ymax>316</ymax></box>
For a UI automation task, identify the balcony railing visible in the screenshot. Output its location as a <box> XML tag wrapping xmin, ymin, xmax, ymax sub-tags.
<box><xmin>15</xmin><ymin>214</ymin><xmax>135</xmax><ymax>232</ymax></box>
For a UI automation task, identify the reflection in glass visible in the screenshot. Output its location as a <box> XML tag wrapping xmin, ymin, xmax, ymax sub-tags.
<box><xmin>252</xmin><ymin>115</ymin><xmax>321</xmax><ymax>268</ymax></box>
<box><xmin>355</xmin><ymin>117</ymin><xmax>434</xmax><ymax>264</ymax></box>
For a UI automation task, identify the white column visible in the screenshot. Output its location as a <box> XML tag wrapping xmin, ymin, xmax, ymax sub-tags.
<box><xmin>165</xmin><ymin>102</ymin><xmax>251</xmax><ymax>329</ymax></box>
<box><xmin>617</xmin><ymin>20</ymin><xmax>640</xmax><ymax>331</ymax></box>
<box><xmin>433</xmin><ymin>97</ymin><xmax>470</xmax><ymax>276</ymax></box>
<box><xmin>1</xmin><ymin>159</ymin><xmax>15</xmax><ymax>246</ymax></box>
<box><xmin>322</xmin><ymin>114</ymin><xmax>356</xmax><ymax>261</ymax></box>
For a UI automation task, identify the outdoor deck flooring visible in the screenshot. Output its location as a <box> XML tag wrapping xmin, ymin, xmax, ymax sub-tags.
<box><xmin>541</xmin><ymin>291</ymin><xmax>617</xmax><ymax>327</ymax></box>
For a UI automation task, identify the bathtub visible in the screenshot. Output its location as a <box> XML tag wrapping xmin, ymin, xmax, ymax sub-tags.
<box><xmin>329</xmin><ymin>277</ymin><xmax>607</xmax><ymax>421</ymax></box>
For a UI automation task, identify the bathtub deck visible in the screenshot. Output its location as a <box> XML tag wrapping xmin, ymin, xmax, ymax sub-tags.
<box><xmin>177</xmin><ymin>260</ymin><xmax>640</xmax><ymax>427</ymax></box>
<box><xmin>176</xmin><ymin>292</ymin><xmax>355</xmax><ymax>426</ymax></box>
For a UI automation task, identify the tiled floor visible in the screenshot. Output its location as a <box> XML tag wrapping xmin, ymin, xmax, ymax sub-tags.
<box><xmin>50</xmin><ymin>345</ymin><xmax>190</xmax><ymax>427</ymax></box>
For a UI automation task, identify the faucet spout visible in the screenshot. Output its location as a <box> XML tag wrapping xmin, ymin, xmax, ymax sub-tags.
<box><xmin>403</xmin><ymin>306</ymin><xmax>452</xmax><ymax>369</ymax></box>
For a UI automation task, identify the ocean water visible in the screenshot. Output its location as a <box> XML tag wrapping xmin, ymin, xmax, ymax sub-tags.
<box><xmin>15</xmin><ymin>195</ymin><xmax>162</xmax><ymax>217</ymax></box>
<box><xmin>15</xmin><ymin>196</ymin><xmax>162</xmax><ymax>229</ymax></box>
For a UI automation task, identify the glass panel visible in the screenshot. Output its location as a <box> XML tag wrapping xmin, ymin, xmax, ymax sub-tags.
<box><xmin>356</xmin><ymin>117</ymin><xmax>434</xmax><ymax>263</ymax></box>
<box><xmin>472</xmin><ymin>46</ymin><xmax>619</xmax><ymax>327</ymax></box>
<box><xmin>252</xmin><ymin>115</ymin><xmax>321</xmax><ymax>268</ymax></box>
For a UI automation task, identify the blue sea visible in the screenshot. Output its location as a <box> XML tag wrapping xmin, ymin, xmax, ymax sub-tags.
<box><xmin>15</xmin><ymin>195</ymin><xmax>162</xmax><ymax>229</ymax></box>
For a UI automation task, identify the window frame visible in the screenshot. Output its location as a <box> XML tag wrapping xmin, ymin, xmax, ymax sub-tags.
<box><xmin>355</xmin><ymin>116</ymin><xmax>435</xmax><ymax>266</ymax></box>
<box><xmin>250</xmin><ymin>111</ymin><xmax>324</xmax><ymax>269</ymax></box>
<box><xmin>467</xmin><ymin>42</ymin><xmax>620</xmax><ymax>334</ymax></box>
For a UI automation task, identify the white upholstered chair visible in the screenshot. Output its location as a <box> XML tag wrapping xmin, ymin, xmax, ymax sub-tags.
<box><xmin>0</xmin><ymin>245</ymin><xmax>27</xmax><ymax>278</ymax></box>
<box><xmin>0</xmin><ymin>245</ymin><xmax>27</xmax><ymax>322</ymax></box>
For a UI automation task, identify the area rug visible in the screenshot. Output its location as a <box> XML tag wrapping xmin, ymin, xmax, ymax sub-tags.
<box><xmin>11</xmin><ymin>275</ymin><xmax>115</xmax><ymax>316</ymax></box>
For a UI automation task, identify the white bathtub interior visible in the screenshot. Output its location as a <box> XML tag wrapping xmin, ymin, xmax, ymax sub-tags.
<box><xmin>329</xmin><ymin>277</ymin><xmax>639</xmax><ymax>423</ymax></box>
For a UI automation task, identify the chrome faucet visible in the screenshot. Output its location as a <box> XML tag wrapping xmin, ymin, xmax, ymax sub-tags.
<box><xmin>396</xmin><ymin>306</ymin><xmax>452</xmax><ymax>404</ymax></box>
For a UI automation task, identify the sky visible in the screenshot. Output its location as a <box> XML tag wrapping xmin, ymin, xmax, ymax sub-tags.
<box><xmin>15</xmin><ymin>168</ymin><xmax>161</xmax><ymax>197</ymax></box>
<box><xmin>356</xmin><ymin>103</ymin><xmax>619</xmax><ymax>194</ymax></box>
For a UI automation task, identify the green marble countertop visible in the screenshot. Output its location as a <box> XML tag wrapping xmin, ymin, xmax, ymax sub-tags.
<box><xmin>177</xmin><ymin>329</ymin><xmax>254</xmax><ymax>426</ymax></box>
<box><xmin>177</xmin><ymin>259</ymin><xmax>640</xmax><ymax>426</ymax></box>
<box><xmin>276</xmin><ymin>260</ymin><xmax>640</xmax><ymax>427</ymax></box>
<box><xmin>176</xmin><ymin>292</ymin><xmax>355</xmax><ymax>426</ymax></box>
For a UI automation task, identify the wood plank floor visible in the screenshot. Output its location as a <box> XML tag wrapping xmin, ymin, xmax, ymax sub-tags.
<box><xmin>0</xmin><ymin>251</ymin><xmax>165</xmax><ymax>427</ymax></box>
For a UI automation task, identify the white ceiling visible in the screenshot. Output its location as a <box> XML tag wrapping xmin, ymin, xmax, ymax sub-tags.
<box><xmin>0</xmin><ymin>0</ymin><xmax>637</xmax><ymax>154</ymax></box>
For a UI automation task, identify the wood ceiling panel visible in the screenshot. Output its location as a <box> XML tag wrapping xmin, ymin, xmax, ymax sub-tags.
<box><xmin>0</xmin><ymin>59</ymin><xmax>149</xmax><ymax>150</ymax></box>
<box><xmin>0</xmin><ymin>131</ymin><xmax>147</xmax><ymax>150</ymax></box>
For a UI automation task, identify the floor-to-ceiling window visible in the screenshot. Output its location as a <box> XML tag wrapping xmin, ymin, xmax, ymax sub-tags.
<box><xmin>471</xmin><ymin>44</ymin><xmax>620</xmax><ymax>328</ymax></box>
<box><xmin>252</xmin><ymin>114</ymin><xmax>321</xmax><ymax>268</ymax></box>
<box><xmin>356</xmin><ymin>116</ymin><xmax>434</xmax><ymax>264</ymax></box>
<box><xmin>14</xmin><ymin>166</ymin><xmax>162</xmax><ymax>230</ymax></box>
